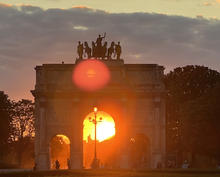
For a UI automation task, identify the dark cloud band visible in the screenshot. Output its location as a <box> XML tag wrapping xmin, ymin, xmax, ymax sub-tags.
<box><xmin>0</xmin><ymin>4</ymin><xmax>220</xmax><ymax>99</ymax></box>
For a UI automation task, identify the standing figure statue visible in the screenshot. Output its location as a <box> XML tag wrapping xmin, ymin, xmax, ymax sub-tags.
<box><xmin>115</xmin><ymin>41</ymin><xmax>121</xmax><ymax>60</ymax></box>
<box><xmin>101</xmin><ymin>42</ymin><xmax>107</xmax><ymax>59</ymax></box>
<box><xmin>92</xmin><ymin>41</ymin><xmax>97</xmax><ymax>58</ymax></box>
<box><xmin>84</xmin><ymin>41</ymin><xmax>91</xmax><ymax>58</ymax></box>
<box><xmin>107</xmin><ymin>42</ymin><xmax>115</xmax><ymax>59</ymax></box>
<box><xmin>77</xmin><ymin>41</ymin><xmax>83</xmax><ymax>59</ymax></box>
<box><xmin>96</xmin><ymin>32</ymin><xmax>106</xmax><ymax>47</ymax></box>
<box><xmin>96</xmin><ymin>33</ymin><xmax>106</xmax><ymax>58</ymax></box>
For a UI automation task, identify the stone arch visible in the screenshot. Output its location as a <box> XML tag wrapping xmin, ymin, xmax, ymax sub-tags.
<box><xmin>49</xmin><ymin>134</ymin><xmax>71</xmax><ymax>169</ymax></box>
<box><xmin>33</xmin><ymin>62</ymin><xmax>166</xmax><ymax>170</ymax></box>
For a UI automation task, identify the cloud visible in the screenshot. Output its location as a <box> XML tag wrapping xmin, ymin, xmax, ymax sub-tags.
<box><xmin>0</xmin><ymin>2</ymin><xmax>12</xmax><ymax>7</ymax></box>
<box><xmin>72</xmin><ymin>5</ymin><xmax>90</xmax><ymax>9</ymax></box>
<box><xmin>73</xmin><ymin>25</ymin><xmax>89</xmax><ymax>30</ymax></box>
<box><xmin>196</xmin><ymin>14</ymin><xmax>204</xmax><ymax>19</ymax></box>
<box><xmin>203</xmin><ymin>2</ymin><xmax>214</xmax><ymax>6</ymax></box>
<box><xmin>0</xmin><ymin>5</ymin><xmax>220</xmax><ymax>99</ymax></box>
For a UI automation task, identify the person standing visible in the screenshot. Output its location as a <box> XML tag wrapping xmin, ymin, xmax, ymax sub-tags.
<box><xmin>55</xmin><ymin>160</ymin><xmax>60</xmax><ymax>170</ymax></box>
<box><xmin>67</xmin><ymin>158</ymin><xmax>71</xmax><ymax>170</ymax></box>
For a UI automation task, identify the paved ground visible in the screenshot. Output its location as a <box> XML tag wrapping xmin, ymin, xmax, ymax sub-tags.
<box><xmin>0</xmin><ymin>169</ymin><xmax>32</xmax><ymax>173</ymax></box>
<box><xmin>0</xmin><ymin>169</ymin><xmax>220</xmax><ymax>177</ymax></box>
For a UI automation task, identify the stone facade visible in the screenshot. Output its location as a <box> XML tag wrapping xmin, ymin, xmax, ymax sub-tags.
<box><xmin>31</xmin><ymin>59</ymin><xmax>166</xmax><ymax>170</ymax></box>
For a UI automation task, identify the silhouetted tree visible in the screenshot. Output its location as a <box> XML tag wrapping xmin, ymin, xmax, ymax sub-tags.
<box><xmin>182</xmin><ymin>82</ymin><xmax>220</xmax><ymax>163</ymax></box>
<box><xmin>10</xmin><ymin>99</ymin><xmax>34</xmax><ymax>141</ymax></box>
<box><xmin>9</xmin><ymin>99</ymin><xmax>35</xmax><ymax>166</ymax></box>
<box><xmin>164</xmin><ymin>65</ymin><xmax>220</xmax><ymax>166</ymax></box>
<box><xmin>0</xmin><ymin>91</ymin><xmax>11</xmax><ymax>160</ymax></box>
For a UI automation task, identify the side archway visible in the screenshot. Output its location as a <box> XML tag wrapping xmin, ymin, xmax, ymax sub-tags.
<box><xmin>129</xmin><ymin>134</ymin><xmax>150</xmax><ymax>168</ymax></box>
<box><xmin>50</xmin><ymin>134</ymin><xmax>70</xmax><ymax>169</ymax></box>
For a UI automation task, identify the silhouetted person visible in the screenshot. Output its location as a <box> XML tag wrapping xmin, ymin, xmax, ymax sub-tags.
<box><xmin>84</xmin><ymin>41</ymin><xmax>91</xmax><ymax>58</ymax></box>
<box><xmin>33</xmin><ymin>163</ymin><xmax>37</xmax><ymax>171</ymax></box>
<box><xmin>115</xmin><ymin>41</ymin><xmax>121</xmax><ymax>60</ymax></box>
<box><xmin>55</xmin><ymin>160</ymin><xmax>60</xmax><ymax>170</ymax></box>
<box><xmin>107</xmin><ymin>42</ymin><xmax>115</xmax><ymax>59</ymax></box>
<box><xmin>77</xmin><ymin>41</ymin><xmax>83</xmax><ymax>59</ymax></box>
<box><xmin>67</xmin><ymin>158</ymin><xmax>71</xmax><ymax>170</ymax></box>
<box><xmin>182</xmin><ymin>160</ymin><xmax>189</xmax><ymax>168</ymax></box>
<box><xmin>217</xmin><ymin>162</ymin><xmax>220</xmax><ymax>169</ymax></box>
<box><xmin>157</xmin><ymin>161</ymin><xmax>162</xmax><ymax>169</ymax></box>
<box><xmin>167</xmin><ymin>160</ymin><xmax>172</xmax><ymax>168</ymax></box>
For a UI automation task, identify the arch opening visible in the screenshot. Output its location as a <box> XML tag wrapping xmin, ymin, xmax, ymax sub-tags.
<box><xmin>129</xmin><ymin>134</ymin><xmax>150</xmax><ymax>168</ymax></box>
<box><xmin>50</xmin><ymin>134</ymin><xmax>70</xmax><ymax>169</ymax></box>
<box><xmin>83</xmin><ymin>110</ymin><xmax>117</xmax><ymax>168</ymax></box>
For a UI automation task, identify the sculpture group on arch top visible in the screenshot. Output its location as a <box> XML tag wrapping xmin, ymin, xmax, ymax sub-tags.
<box><xmin>77</xmin><ymin>33</ymin><xmax>122</xmax><ymax>60</ymax></box>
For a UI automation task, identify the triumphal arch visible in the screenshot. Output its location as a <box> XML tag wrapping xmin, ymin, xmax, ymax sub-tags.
<box><xmin>32</xmin><ymin>36</ymin><xmax>166</xmax><ymax>170</ymax></box>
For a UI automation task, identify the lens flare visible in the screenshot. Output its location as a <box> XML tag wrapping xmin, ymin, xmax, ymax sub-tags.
<box><xmin>73</xmin><ymin>59</ymin><xmax>110</xmax><ymax>91</ymax></box>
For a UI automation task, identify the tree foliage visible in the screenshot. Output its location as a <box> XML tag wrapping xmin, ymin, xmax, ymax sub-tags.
<box><xmin>10</xmin><ymin>99</ymin><xmax>34</xmax><ymax>141</ymax></box>
<box><xmin>0</xmin><ymin>91</ymin><xmax>11</xmax><ymax>156</ymax></box>
<box><xmin>182</xmin><ymin>82</ymin><xmax>220</xmax><ymax>157</ymax></box>
<box><xmin>164</xmin><ymin>65</ymin><xmax>220</xmax><ymax>165</ymax></box>
<box><xmin>8</xmin><ymin>99</ymin><xmax>35</xmax><ymax>167</ymax></box>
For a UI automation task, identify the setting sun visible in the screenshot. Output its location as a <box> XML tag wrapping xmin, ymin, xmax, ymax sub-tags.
<box><xmin>83</xmin><ymin>111</ymin><xmax>115</xmax><ymax>142</ymax></box>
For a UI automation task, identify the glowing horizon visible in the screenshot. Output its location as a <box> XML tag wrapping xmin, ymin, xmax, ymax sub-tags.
<box><xmin>83</xmin><ymin>111</ymin><xmax>116</xmax><ymax>142</ymax></box>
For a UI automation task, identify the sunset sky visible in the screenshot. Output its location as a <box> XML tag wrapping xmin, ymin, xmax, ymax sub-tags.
<box><xmin>0</xmin><ymin>0</ymin><xmax>220</xmax><ymax>100</ymax></box>
<box><xmin>2</xmin><ymin>0</ymin><xmax>220</xmax><ymax>19</ymax></box>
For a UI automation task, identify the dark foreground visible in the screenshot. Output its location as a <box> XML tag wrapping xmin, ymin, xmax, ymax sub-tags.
<box><xmin>0</xmin><ymin>169</ymin><xmax>220</xmax><ymax>177</ymax></box>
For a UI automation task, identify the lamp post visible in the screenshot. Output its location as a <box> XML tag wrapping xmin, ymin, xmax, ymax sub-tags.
<box><xmin>89</xmin><ymin>107</ymin><xmax>102</xmax><ymax>168</ymax></box>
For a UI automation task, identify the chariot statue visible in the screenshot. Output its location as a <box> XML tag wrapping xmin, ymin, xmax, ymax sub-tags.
<box><xmin>76</xmin><ymin>33</ymin><xmax>122</xmax><ymax>60</ymax></box>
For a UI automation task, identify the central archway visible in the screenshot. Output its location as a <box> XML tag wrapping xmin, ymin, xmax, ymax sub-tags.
<box><xmin>83</xmin><ymin>110</ymin><xmax>116</xmax><ymax>168</ymax></box>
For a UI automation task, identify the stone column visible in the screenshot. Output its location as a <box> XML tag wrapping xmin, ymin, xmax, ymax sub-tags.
<box><xmin>71</xmin><ymin>142</ymin><xmax>83</xmax><ymax>169</ymax></box>
<box><xmin>36</xmin><ymin>101</ymin><xmax>50</xmax><ymax>170</ymax></box>
<box><xmin>70</xmin><ymin>130</ymin><xmax>83</xmax><ymax>169</ymax></box>
<box><xmin>70</xmin><ymin>102</ymin><xmax>83</xmax><ymax>169</ymax></box>
<box><xmin>119</xmin><ymin>97</ymin><xmax>129</xmax><ymax>168</ymax></box>
<box><xmin>152</xmin><ymin>97</ymin><xmax>162</xmax><ymax>168</ymax></box>
<box><xmin>160</xmin><ymin>97</ymin><xmax>166</xmax><ymax>167</ymax></box>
